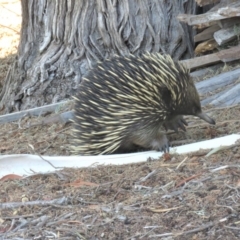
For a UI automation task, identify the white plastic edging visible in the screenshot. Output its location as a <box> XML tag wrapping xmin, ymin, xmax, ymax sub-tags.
<box><xmin>0</xmin><ymin>134</ymin><xmax>240</xmax><ymax>178</ymax></box>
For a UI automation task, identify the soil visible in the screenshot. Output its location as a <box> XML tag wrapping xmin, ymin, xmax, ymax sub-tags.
<box><xmin>0</xmin><ymin>1</ymin><xmax>240</xmax><ymax>239</ymax></box>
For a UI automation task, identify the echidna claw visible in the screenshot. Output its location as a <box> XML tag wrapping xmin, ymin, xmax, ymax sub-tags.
<box><xmin>162</xmin><ymin>141</ymin><xmax>170</xmax><ymax>153</ymax></box>
<box><xmin>163</xmin><ymin>115</ymin><xmax>188</xmax><ymax>133</ymax></box>
<box><xmin>151</xmin><ymin>135</ymin><xmax>170</xmax><ymax>153</ymax></box>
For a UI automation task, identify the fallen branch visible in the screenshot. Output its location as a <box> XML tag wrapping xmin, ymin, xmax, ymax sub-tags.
<box><xmin>190</xmin><ymin>63</ymin><xmax>223</xmax><ymax>78</ymax></box>
<box><xmin>214</xmin><ymin>26</ymin><xmax>240</xmax><ymax>46</ymax></box>
<box><xmin>195</xmin><ymin>67</ymin><xmax>240</xmax><ymax>94</ymax></box>
<box><xmin>177</xmin><ymin>5</ymin><xmax>240</xmax><ymax>27</ymax></box>
<box><xmin>194</xmin><ymin>24</ymin><xmax>220</xmax><ymax>42</ymax></box>
<box><xmin>209</xmin><ymin>82</ymin><xmax>240</xmax><ymax>106</ymax></box>
<box><xmin>28</xmin><ymin>111</ymin><xmax>74</xmax><ymax>126</ymax></box>
<box><xmin>0</xmin><ymin>100</ymin><xmax>72</xmax><ymax>124</ymax></box>
<box><xmin>181</xmin><ymin>45</ymin><xmax>240</xmax><ymax>70</ymax></box>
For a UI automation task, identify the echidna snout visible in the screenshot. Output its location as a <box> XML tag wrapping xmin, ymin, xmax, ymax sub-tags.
<box><xmin>196</xmin><ymin>112</ymin><xmax>215</xmax><ymax>125</ymax></box>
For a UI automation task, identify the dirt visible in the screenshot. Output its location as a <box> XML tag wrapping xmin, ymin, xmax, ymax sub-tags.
<box><xmin>0</xmin><ymin>1</ymin><xmax>240</xmax><ymax>239</ymax></box>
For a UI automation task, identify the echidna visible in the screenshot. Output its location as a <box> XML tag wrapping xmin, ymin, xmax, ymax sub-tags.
<box><xmin>72</xmin><ymin>53</ymin><xmax>215</xmax><ymax>155</ymax></box>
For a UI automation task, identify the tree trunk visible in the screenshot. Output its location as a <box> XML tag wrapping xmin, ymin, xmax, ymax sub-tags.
<box><xmin>0</xmin><ymin>0</ymin><xmax>197</xmax><ymax>113</ymax></box>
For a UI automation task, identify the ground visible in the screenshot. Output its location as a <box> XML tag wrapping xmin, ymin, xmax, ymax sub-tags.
<box><xmin>0</xmin><ymin>1</ymin><xmax>240</xmax><ymax>239</ymax></box>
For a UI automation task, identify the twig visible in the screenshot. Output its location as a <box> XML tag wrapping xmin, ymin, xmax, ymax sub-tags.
<box><xmin>206</xmin><ymin>143</ymin><xmax>240</xmax><ymax>157</ymax></box>
<box><xmin>138</xmin><ymin>170</ymin><xmax>157</xmax><ymax>183</ymax></box>
<box><xmin>1</xmin><ymin>213</ymin><xmax>43</xmax><ymax>219</ymax></box>
<box><xmin>210</xmin><ymin>165</ymin><xmax>229</xmax><ymax>172</ymax></box>
<box><xmin>0</xmin><ymin>23</ymin><xmax>19</xmax><ymax>33</ymax></box>
<box><xmin>149</xmin><ymin>222</ymin><xmax>214</xmax><ymax>237</ymax></box>
<box><xmin>224</xmin><ymin>226</ymin><xmax>240</xmax><ymax>230</ymax></box>
<box><xmin>161</xmin><ymin>189</ymin><xmax>184</xmax><ymax>199</ymax></box>
<box><xmin>175</xmin><ymin>173</ymin><xmax>202</xmax><ymax>188</ymax></box>
<box><xmin>177</xmin><ymin>222</ymin><xmax>214</xmax><ymax>236</ymax></box>
<box><xmin>176</xmin><ymin>157</ymin><xmax>188</xmax><ymax>170</ymax></box>
<box><xmin>0</xmin><ymin>197</ymin><xmax>68</xmax><ymax>209</ymax></box>
<box><xmin>139</xmin><ymin>226</ymin><xmax>159</xmax><ymax>239</ymax></box>
<box><xmin>0</xmin><ymin>3</ymin><xmax>21</xmax><ymax>16</ymax></box>
<box><xmin>28</xmin><ymin>144</ymin><xmax>62</xmax><ymax>170</ymax></box>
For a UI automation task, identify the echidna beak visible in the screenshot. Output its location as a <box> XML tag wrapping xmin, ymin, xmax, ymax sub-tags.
<box><xmin>197</xmin><ymin>112</ymin><xmax>216</xmax><ymax>125</ymax></box>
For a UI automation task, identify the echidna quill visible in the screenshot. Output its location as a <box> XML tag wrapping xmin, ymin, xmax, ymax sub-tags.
<box><xmin>71</xmin><ymin>53</ymin><xmax>215</xmax><ymax>155</ymax></box>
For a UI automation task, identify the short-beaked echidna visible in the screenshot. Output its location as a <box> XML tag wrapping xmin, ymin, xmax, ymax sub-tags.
<box><xmin>72</xmin><ymin>53</ymin><xmax>215</xmax><ymax>155</ymax></box>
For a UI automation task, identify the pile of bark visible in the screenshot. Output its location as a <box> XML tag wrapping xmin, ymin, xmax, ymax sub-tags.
<box><xmin>181</xmin><ymin>0</ymin><xmax>240</xmax><ymax>55</ymax></box>
<box><xmin>178</xmin><ymin>0</ymin><xmax>240</xmax><ymax>70</ymax></box>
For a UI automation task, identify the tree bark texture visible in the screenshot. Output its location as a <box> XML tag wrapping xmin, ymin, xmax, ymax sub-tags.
<box><xmin>0</xmin><ymin>0</ymin><xmax>197</xmax><ymax>112</ymax></box>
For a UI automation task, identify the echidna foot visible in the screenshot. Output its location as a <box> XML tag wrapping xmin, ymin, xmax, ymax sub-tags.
<box><xmin>150</xmin><ymin>134</ymin><xmax>170</xmax><ymax>153</ymax></box>
<box><xmin>163</xmin><ymin>115</ymin><xmax>188</xmax><ymax>133</ymax></box>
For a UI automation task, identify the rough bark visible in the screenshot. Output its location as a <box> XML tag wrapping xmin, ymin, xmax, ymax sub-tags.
<box><xmin>0</xmin><ymin>0</ymin><xmax>197</xmax><ymax>112</ymax></box>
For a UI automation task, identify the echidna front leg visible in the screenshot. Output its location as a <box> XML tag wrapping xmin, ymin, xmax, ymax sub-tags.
<box><xmin>163</xmin><ymin>115</ymin><xmax>188</xmax><ymax>133</ymax></box>
<box><xmin>149</xmin><ymin>133</ymin><xmax>170</xmax><ymax>153</ymax></box>
<box><xmin>127</xmin><ymin>129</ymin><xmax>170</xmax><ymax>153</ymax></box>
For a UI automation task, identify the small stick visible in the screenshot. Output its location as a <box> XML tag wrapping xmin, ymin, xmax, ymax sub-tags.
<box><xmin>175</xmin><ymin>173</ymin><xmax>202</xmax><ymax>188</ymax></box>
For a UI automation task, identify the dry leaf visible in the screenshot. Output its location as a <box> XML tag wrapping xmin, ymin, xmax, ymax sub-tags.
<box><xmin>0</xmin><ymin>174</ymin><xmax>23</xmax><ymax>181</ymax></box>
